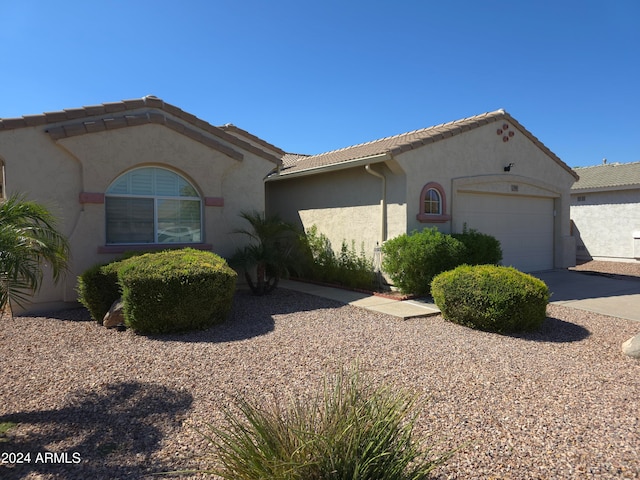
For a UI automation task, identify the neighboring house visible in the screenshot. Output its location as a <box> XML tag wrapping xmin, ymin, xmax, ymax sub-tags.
<box><xmin>0</xmin><ymin>96</ymin><xmax>282</xmax><ymax>314</ymax></box>
<box><xmin>571</xmin><ymin>161</ymin><xmax>640</xmax><ymax>262</ymax></box>
<box><xmin>266</xmin><ymin>110</ymin><xmax>578</xmax><ymax>273</ymax></box>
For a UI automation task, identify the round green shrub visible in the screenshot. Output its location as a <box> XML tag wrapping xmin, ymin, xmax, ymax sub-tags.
<box><xmin>77</xmin><ymin>261</ymin><xmax>124</xmax><ymax>324</ymax></box>
<box><xmin>431</xmin><ymin>265</ymin><xmax>549</xmax><ymax>333</ymax></box>
<box><xmin>451</xmin><ymin>228</ymin><xmax>502</xmax><ymax>265</ymax></box>
<box><xmin>117</xmin><ymin>249</ymin><xmax>237</xmax><ymax>334</ymax></box>
<box><xmin>77</xmin><ymin>251</ymin><xmax>152</xmax><ymax>323</ymax></box>
<box><xmin>381</xmin><ymin>228</ymin><xmax>466</xmax><ymax>296</ymax></box>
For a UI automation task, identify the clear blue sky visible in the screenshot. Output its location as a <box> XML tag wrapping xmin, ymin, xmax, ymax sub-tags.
<box><xmin>1</xmin><ymin>0</ymin><xmax>638</xmax><ymax>168</ymax></box>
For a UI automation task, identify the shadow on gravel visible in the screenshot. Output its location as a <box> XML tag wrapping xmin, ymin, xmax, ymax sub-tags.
<box><xmin>21</xmin><ymin>308</ymin><xmax>93</xmax><ymax>322</ymax></box>
<box><xmin>0</xmin><ymin>382</ymin><xmax>193</xmax><ymax>480</ymax></box>
<box><xmin>509</xmin><ymin>316</ymin><xmax>591</xmax><ymax>343</ymax></box>
<box><xmin>149</xmin><ymin>288</ymin><xmax>343</xmax><ymax>344</ymax></box>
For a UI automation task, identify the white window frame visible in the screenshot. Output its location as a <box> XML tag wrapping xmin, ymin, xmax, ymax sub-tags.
<box><xmin>105</xmin><ymin>167</ymin><xmax>203</xmax><ymax>245</ymax></box>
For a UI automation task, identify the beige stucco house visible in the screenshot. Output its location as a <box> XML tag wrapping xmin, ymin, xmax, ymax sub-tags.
<box><xmin>1</xmin><ymin>99</ymin><xmax>578</xmax><ymax>313</ymax></box>
<box><xmin>571</xmin><ymin>161</ymin><xmax>640</xmax><ymax>262</ymax></box>
<box><xmin>266</xmin><ymin>110</ymin><xmax>578</xmax><ymax>274</ymax></box>
<box><xmin>0</xmin><ymin>96</ymin><xmax>282</xmax><ymax>314</ymax></box>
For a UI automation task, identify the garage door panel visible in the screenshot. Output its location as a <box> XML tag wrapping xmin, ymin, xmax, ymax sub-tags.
<box><xmin>455</xmin><ymin>193</ymin><xmax>554</xmax><ymax>272</ymax></box>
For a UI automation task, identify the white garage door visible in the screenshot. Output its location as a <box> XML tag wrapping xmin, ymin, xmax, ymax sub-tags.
<box><xmin>455</xmin><ymin>192</ymin><xmax>554</xmax><ymax>272</ymax></box>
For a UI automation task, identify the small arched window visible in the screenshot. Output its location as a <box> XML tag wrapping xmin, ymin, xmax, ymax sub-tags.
<box><xmin>423</xmin><ymin>188</ymin><xmax>442</xmax><ymax>215</ymax></box>
<box><xmin>417</xmin><ymin>182</ymin><xmax>450</xmax><ymax>223</ymax></box>
<box><xmin>105</xmin><ymin>167</ymin><xmax>202</xmax><ymax>244</ymax></box>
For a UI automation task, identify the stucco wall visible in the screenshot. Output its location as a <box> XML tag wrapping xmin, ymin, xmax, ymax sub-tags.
<box><xmin>0</xmin><ymin>121</ymin><xmax>274</xmax><ymax>313</ymax></box>
<box><xmin>266</xmin><ymin>163</ymin><xmax>407</xmax><ymax>260</ymax></box>
<box><xmin>571</xmin><ymin>188</ymin><xmax>640</xmax><ymax>261</ymax></box>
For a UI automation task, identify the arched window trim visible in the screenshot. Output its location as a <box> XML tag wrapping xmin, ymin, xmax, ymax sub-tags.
<box><xmin>104</xmin><ymin>166</ymin><xmax>204</xmax><ymax>246</ymax></box>
<box><xmin>416</xmin><ymin>182</ymin><xmax>451</xmax><ymax>223</ymax></box>
<box><xmin>0</xmin><ymin>159</ymin><xmax>5</xmax><ymax>200</ymax></box>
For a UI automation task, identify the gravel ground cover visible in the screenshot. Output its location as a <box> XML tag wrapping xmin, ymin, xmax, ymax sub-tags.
<box><xmin>571</xmin><ymin>260</ymin><xmax>640</xmax><ymax>278</ymax></box>
<box><xmin>1</xmin><ymin>261</ymin><xmax>639</xmax><ymax>479</ymax></box>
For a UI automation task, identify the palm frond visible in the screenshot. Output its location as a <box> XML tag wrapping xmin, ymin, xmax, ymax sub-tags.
<box><xmin>0</xmin><ymin>193</ymin><xmax>70</xmax><ymax>312</ymax></box>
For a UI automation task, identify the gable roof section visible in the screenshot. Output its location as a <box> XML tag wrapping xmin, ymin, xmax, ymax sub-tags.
<box><xmin>271</xmin><ymin>109</ymin><xmax>578</xmax><ymax>180</ymax></box>
<box><xmin>572</xmin><ymin>161</ymin><xmax>640</xmax><ymax>192</ymax></box>
<box><xmin>219</xmin><ymin>124</ymin><xmax>286</xmax><ymax>157</ymax></box>
<box><xmin>0</xmin><ymin>96</ymin><xmax>282</xmax><ymax>166</ymax></box>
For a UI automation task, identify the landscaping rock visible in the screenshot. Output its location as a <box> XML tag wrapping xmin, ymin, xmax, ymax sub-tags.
<box><xmin>103</xmin><ymin>299</ymin><xmax>125</xmax><ymax>328</ymax></box>
<box><xmin>622</xmin><ymin>333</ymin><xmax>640</xmax><ymax>358</ymax></box>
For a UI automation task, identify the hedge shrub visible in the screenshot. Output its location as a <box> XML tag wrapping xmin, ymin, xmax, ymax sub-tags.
<box><xmin>298</xmin><ymin>226</ymin><xmax>376</xmax><ymax>290</ymax></box>
<box><xmin>381</xmin><ymin>228</ymin><xmax>466</xmax><ymax>296</ymax></box>
<box><xmin>451</xmin><ymin>228</ymin><xmax>503</xmax><ymax>266</ymax></box>
<box><xmin>77</xmin><ymin>261</ymin><xmax>125</xmax><ymax>324</ymax></box>
<box><xmin>431</xmin><ymin>265</ymin><xmax>549</xmax><ymax>333</ymax></box>
<box><xmin>116</xmin><ymin>249</ymin><xmax>237</xmax><ymax>334</ymax></box>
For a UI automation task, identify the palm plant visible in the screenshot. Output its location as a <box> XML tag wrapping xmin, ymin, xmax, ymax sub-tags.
<box><xmin>230</xmin><ymin>211</ymin><xmax>298</xmax><ymax>295</ymax></box>
<box><xmin>0</xmin><ymin>194</ymin><xmax>70</xmax><ymax>314</ymax></box>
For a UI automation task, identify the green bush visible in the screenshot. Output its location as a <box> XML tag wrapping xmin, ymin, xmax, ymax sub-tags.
<box><xmin>77</xmin><ymin>251</ymin><xmax>151</xmax><ymax>323</ymax></box>
<box><xmin>431</xmin><ymin>264</ymin><xmax>549</xmax><ymax>333</ymax></box>
<box><xmin>451</xmin><ymin>228</ymin><xmax>502</xmax><ymax>265</ymax></box>
<box><xmin>381</xmin><ymin>228</ymin><xmax>466</xmax><ymax>296</ymax></box>
<box><xmin>117</xmin><ymin>248</ymin><xmax>237</xmax><ymax>334</ymax></box>
<box><xmin>299</xmin><ymin>225</ymin><xmax>376</xmax><ymax>290</ymax></box>
<box><xmin>77</xmin><ymin>261</ymin><xmax>124</xmax><ymax>324</ymax></box>
<box><xmin>202</xmin><ymin>367</ymin><xmax>453</xmax><ymax>479</ymax></box>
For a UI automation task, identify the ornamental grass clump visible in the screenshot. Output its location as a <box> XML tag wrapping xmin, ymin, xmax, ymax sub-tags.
<box><xmin>200</xmin><ymin>368</ymin><xmax>453</xmax><ymax>480</ymax></box>
<box><xmin>431</xmin><ymin>264</ymin><xmax>549</xmax><ymax>333</ymax></box>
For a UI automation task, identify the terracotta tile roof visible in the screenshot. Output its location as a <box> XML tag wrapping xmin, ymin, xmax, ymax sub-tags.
<box><xmin>572</xmin><ymin>161</ymin><xmax>640</xmax><ymax>191</ymax></box>
<box><xmin>219</xmin><ymin>124</ymin><xmax>286</xmax><ymax>156</ymax></box>
<box><xmin>0</xmin><ymin>96</ymin><xmax>282</xmax><ymax>165</ymax></box>
<box><xmin>281</xmin><ymin>152</ymin><xmax>311</xmax><ymax>168</ymax></box>
<box><xmin>274</xmin><ymin>109</ymin><xmax>577</xmax><ymax>179</ymax></box>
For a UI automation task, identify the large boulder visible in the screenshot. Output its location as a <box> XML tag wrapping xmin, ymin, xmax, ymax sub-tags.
<box><xmin>103</xmin><ymin>299</ymin><xmax>125</xmax><ymax>329</ymax></box>
<box><xmin>622</xmin><ymin>334</ymin><xmax>640</xmax><ymax>359</ymax></box>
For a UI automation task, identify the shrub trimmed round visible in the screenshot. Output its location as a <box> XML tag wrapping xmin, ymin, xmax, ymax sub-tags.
<box><xmin>117</xmin><ymin>249</ymin><xmax>237</xmax><ymax>334</ymax></box>
<box><xmin>77</xmin><ymin>261</ymin><xmax>125</xmax><ymax>324</ymax></box>
<box><xmin>381</xmin><ymin>228</ymin><xmax>466</xmax><ymax>296</ymax></box>
<box><xmin>431</xmin><ymin>265</ymin><xmax>549</xmax><ymax>333</ymax></box>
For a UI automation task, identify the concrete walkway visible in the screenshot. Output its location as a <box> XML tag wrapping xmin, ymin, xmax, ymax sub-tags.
<box><xmin>533</xmin><ymin>269</ymin><xmax>640</xmax><ymax>322</ymax></box>
<box><xmin>279</xmin><ymin>279</ymin><xmax>440</xmax><ymax>320</ymax></box>
<box><xmin>281</xmin><ymin>270</ymin><xmax>640</xmax><ymax>322</ymax></box>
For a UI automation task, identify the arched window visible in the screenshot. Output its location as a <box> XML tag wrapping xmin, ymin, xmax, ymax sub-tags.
<box><xmin>423</xmin><ymin>188</ymin><xmax>442</xmax><ymax>215</ymax></box>
<box><xmin>416</xmin><ymin>182</ymin><xmax>450</xmax><ymax>223</ymax></box>
<box><xmin>105</xmin><ymin>167</ymin><xmax>202</xmax><ymax>244</ymax></box>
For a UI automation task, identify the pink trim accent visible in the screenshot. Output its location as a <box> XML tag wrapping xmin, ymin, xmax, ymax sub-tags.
<box><xmin>79</xmin><ymin>192</ymin><xmax>105</xmax><ymax>204</ymax></box>
<box><xmin>205</xmin><ymin>196</ymin><xmax>224</xmax><ymax>207</ymax></box>
<box><xmin>98</xmin><ymin>243</ymin><xmax>213</xmax><ymax>254</ymax></box>
<box><xmin>416</xmin><ymin>182</ymin><xmax>451</xmax><ymax>223</ymax></box>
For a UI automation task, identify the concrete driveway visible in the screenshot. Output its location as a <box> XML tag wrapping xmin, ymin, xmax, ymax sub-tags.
<box><xmin>533</xmin><ymin>270</ymin><xmax>640</xmax><ymax>322</ymax></box>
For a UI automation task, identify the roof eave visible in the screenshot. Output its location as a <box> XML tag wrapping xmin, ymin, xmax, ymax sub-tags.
<box><xmin>266</xmin><ymin>152</ymin><xmax>392</xmax><ymax>181</ymax></box>
<box><xmin>571</xmin><ymin>184</ymin><xmax>640</xmax><ymax>194</ymax></box>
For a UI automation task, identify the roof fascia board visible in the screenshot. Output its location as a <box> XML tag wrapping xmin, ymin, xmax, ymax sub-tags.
<box><xmin>266</xmin><ymin>153</ymin><xmax>392</xmax><ymax>181</ymax></box>
<box><xmin>0</xmin><ymin>96</ymin><xmax>282</xmax><ymax>166</ymax></box>
<box><xmin>571</xmin><ymin>184</ymin><xmax>640</xmax><ymax>194</ymax></box>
